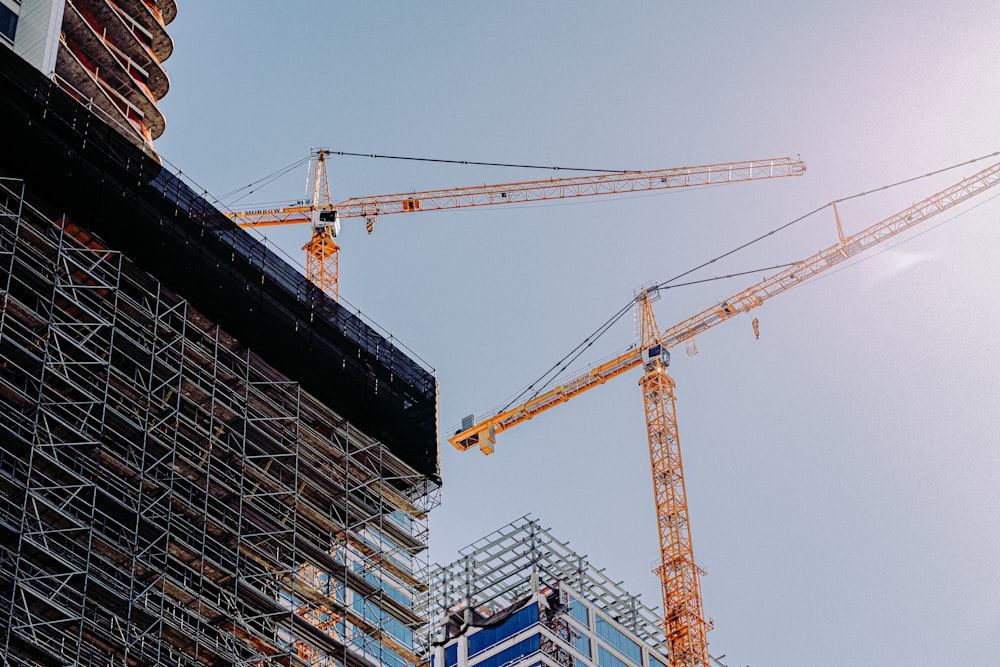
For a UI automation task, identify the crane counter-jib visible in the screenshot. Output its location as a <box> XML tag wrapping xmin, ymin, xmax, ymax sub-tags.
<box><xmin>449</xmin><ymin>157</ymin><xmax>1000</xmax><ymax>454</ymax></box>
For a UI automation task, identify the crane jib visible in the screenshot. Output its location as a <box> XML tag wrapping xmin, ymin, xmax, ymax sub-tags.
<box><xmin>451</xmin><ymin>158</ymin><xmax>1000</xmax><ymax>453</ymax></box>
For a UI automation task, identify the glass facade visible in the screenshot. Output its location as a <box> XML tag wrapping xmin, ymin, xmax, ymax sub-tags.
<box><xmin>572</xmin><ymin>632</ymin><xmax>592</xmax><ymax>659</ymax></box>
<box><xmin>598</xmin><ymin>645</ymin><xmax>633</xmax><ymax>667</ymax></box>
<box><xmin>595</xmin><ymin>617</ymin><xmax>643</xmax><ymax>665</ymax></box>
<box><xmin>436</xmin><ymin>594</ymin><xmax>671</xmax><ymax>667</ymax></box>
<box><xmin>568</xmin><ymin>594</ymin><xmax>590</xmax><ymax>626</ymax></box>
<box><xmin>424</xmin><ymin>519</ymin><xmax>676</xmax><ymax>667</ymax></box>
<box><xmin>474</xmin><ymin>635</ymin><xmax>541</xmax><ymax>667</ymax></box>
<box><xmin>469</xmin><ymin>605</ymin><xmax>539</xmax><ymax>656</ymax></box>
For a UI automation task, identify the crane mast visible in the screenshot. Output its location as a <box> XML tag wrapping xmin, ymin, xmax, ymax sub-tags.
<box><xmin>226</xmin><ymin>153</ymin><xmax>806</xmax><ymax>300</ymax></box>
<box><xmin>217</xmin><ymin>150</ymin><xmax>804</xmax><ymax>664</ymax></box>
<box><xmin>638</xmin><ymin>291</ymin><xmax>708</xmax><ymax>667</ymax></box>
<box><xmin>302</xmin><ymin>150</ymin><xmax>339</xmax><ymax>297</ymax></box>
<box><xmin>449</xmin><ymin>158</ymin><xmax>1000</xmax><ymax>667</ymax></box>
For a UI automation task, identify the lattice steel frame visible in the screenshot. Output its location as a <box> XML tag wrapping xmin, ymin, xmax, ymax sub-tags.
<box><xmin>417</xmin><ymin>517</ymin><xmax>670</xmax><ymax>657</ymax></box>
<box><xmin>0</xmin><ymin>178</ymin><xmax>440</xmax><ymax>667</ymax></box>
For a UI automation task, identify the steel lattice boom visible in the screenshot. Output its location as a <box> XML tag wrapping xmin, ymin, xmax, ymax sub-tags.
<box><xmin>227</xmin><ymin>152</ymin><xmax>806</xmax><ymax>300</ymax></box>
<box><xmin>450</xmin><ymin>159</ymin><xmax>1000</xmax><ymax>455</ymax></box>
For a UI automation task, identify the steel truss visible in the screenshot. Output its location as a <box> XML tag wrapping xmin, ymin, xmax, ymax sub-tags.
<box><xmin>417</xmin><ymin>517</ymin><xmax>670</xmax><ymax>659</ymax></box>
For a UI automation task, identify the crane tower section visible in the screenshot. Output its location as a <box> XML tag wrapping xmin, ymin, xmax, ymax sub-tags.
<box><xmin>638</xmin><ymin>291</ymin><xmax>709</xmax><ymax>667</ymax></box>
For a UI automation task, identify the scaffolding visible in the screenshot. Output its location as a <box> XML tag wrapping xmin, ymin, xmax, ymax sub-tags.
<box><xmin>0</xmin><ymin>177</ymin><xmax>440</xmax><ymax>666</ymax></box>
<box><xmin>0</xmin><ymin>42</ymin><xmax>440</xmax><ymax>486</ymax></box>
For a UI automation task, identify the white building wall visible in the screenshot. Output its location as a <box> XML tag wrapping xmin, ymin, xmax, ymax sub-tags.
<box><xmin>12</xmin><ymin>0</ymin><xmax>64</xmax><ymax>75</ymax></box>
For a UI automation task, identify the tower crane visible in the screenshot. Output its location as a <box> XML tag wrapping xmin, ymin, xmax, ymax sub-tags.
<box><xmin>448</xmin><ymin>159</ymin><xmax>1000</xmax><ymax>667</ymax></box>
<box><xmin>221</xmin><ymin>150</ymin><xmax>802</xmax><ymax>665</ymax></box>
<box><xmin>225</xmin><ymin>150</ymin><xmax>807</xmax><ymax>300</ymax></box>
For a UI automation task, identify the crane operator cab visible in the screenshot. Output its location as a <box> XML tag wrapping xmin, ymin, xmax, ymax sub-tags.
<box><xmin>642</xmin><ymin>343</ymin><xmax>670</xmax><ymax>373</ymax></box>
<box><xmin>316</xmin><ymin>210</ymin><xmax>341</xmax><ymax>237</ymax></box>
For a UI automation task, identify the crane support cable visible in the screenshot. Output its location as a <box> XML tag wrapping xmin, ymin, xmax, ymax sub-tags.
<box><xmin>833</xmin><ymin>150</ymin><xmax>1000</xmax><ymax>206</ymax></box>
<box><xmin>504</xmin><ymin>262</ymin><xmax>799</xmax><ymax>413</ymax></box>
<box><xmin>656</xmin><ymin>149</ymin><xmax>1000</xmax><ymax>291</ymax></box>
<box><xmin>323</xmin><ymin>149</ymin><xmax>638</xmax><ymax>174</ymax></box>
<box><xmin>656</xmin><ymin>204</ymin><xmax>829</xmax><ymax>292</ymax></box>
<box><xmin>511</xmin><ymin>150</ymin><xmax>1000</xmax><ymax>408</ymax></box>
<box><xmin>453</xmin><ymin>154</ymin><xmax>1000</xmax><ymax>452</ymax></box>
<box><xmin>500</xmin><ymin>300</ymin><xmax>634</xmax><ymax>412</ymax></box>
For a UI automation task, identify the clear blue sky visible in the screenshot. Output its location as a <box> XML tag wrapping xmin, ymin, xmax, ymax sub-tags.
<box><xmin>157</xmin><ymin>4</ymin><xmax>1000</xmax><ymax>666</ymax></box>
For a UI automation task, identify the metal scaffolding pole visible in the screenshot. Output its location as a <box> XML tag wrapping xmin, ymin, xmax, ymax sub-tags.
<box><xmin>0</xmin><ymin>178</ymin><xmax>440</xmax><ymax>667</ymax></box>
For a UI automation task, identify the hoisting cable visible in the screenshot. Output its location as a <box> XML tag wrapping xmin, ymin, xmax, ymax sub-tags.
<box><xmin>324</xmin><ymin>150</ymin><xmax>637</xmax><ymax>174</ymax></box>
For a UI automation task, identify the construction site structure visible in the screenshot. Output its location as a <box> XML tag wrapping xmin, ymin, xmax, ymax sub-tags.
<box><xmin>0</xmin><ymin>42</ymin><xmax>441</xmax><ymax>666</ymax></box>
<box><xmin>450</xmin><ymin>158</ymin><xmax>1000</xmax><ymax>667</ymax></box>
<box><xmin>227</xmin><ymin>150</ymin><xmax>806</xmax><ymax>300</ymax></box>
<box><xmin>0</xmin><ymin>0</ymin><xmax>176</xmax><ymax>149</ymax></box>
<box><xmin>416</xmin><ymin>516</ymin><xmax>724</xmax><ymax>667</ymax></box>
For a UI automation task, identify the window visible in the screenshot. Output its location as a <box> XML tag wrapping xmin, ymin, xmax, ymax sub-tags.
<box><xmin>649</xmin><ymin>654</ymin><xmax>668</xmax><ymax>667</ymax></box>
<box><xmin>567</xmin><ymin>594</ymin><xmax>589</xmax><ymax>627</ymax></box>
<box><xmin>571</xmin><ymin>633</ymin><xmax>591</xmax><ymax>658</ymax></box>
<box><xmin>388</xmin><ymin>509</ymin><xmax>412</xmax><ymax>531</ymax></box>
<box><xmin>350</xmin><ymin>632</ymin><xmax>407</xmax><ymax>667</ymax></box>
<box><xmin>598</xmin><ymin>645</ymin><xmax>632</xmax><ymax>667</ymax></box>
<box><xmin>0</xmin><ymin>5</ymin><xmax>16</xmax><ymax>42</ymax></box>
<box><xmin>470</xmin><ymin>635</ymin><xmax>540</xmax><ymax>667</ymax></box>
<box><xmin>469</xmin><ymin>603</ymin><xmax>539</xmax><ymax>656</ymax></box>
<box><xmin>352</xmin><ymin>595</ymin><xmax>413</xmax><ymax>645</ymax></box>
<box><xmin>595</xmin><ymin>617</ymin><xmax>643</xmax><ymax>666</ymax></box>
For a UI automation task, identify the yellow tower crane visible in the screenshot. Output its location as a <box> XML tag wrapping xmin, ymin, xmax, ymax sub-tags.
<box><xmin>225</xmin><ymin>150</ymin><xmax>807</xmax><ymax>300</ymax></box>
<box><xmin>449</xmin><ymin>158</ymin><xmax>1000</xmax><ymax>667</ymax></box>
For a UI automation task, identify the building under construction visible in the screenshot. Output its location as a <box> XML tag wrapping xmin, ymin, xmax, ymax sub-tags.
<box><xmin>1</xmin><ymin>0</ymin><xmax>177</xmax><ymax>149</ymax></box>
<box><xmin>417</xmin><ymin>517</ymin><xmax>711</xmax><ymax>667</ymax></box>
<box><xmin>0</xmin><ymin>38</ymin><xmax>440</xmax><ymax>667</ymax></box>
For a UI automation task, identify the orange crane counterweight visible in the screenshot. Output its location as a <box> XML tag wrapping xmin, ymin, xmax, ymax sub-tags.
<box><xmin>449</xmin><ymin>158</ymin><xmax>1000</xmax><ymax>667</ymax></box>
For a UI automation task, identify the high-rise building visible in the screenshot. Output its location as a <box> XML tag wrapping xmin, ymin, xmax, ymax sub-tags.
<box><xmin>0</xmin><ymin>35</ymin><xmax>441</xmax><ymax>667</ymax></box>
<box><xmin>417</xmin><ymin>518</ymin><xmax>720</xmax><ymax>667</ymax></box>
<box><xmin>1</xmin><ymin>0</ymin><xmax>176</xmax><ymax>149</ymax></box>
